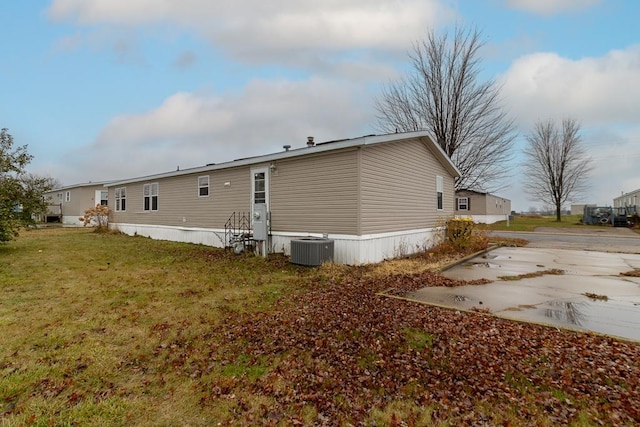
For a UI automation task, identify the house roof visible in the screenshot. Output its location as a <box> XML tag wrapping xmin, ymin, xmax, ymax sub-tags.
<box><xmin>46</xmin><ymin>181</ymin><xmax>113</xmax><ymax>193</ymax></box>
<box><xmin>614</xmin><ymin>188</ymin><xmax>640</xmax><ymax>200</ymax></box>
<box><xmin>456</xmin><ymin>189</ymin><xmax>511</xmax><ymax>201</ymax></box>
<box><xmin>104</xmin><ymin>131</ymin><xmax>461</xmax><ymax>187</ymax></box>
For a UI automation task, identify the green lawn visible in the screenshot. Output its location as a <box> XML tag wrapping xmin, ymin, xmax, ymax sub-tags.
<box><xmin>0</xmin><ymin>228</ymin><xmax>315</xmax><ymax>425</ymax></box>
<box><xmin>1</xmin><ymin>227</ymin><xmax>638</xmax><ymax>426</ymax></box>
<box><xmin>486</xmin><ymin>214</ymin><xmax>590</xmax><ymax>232</ymax></box>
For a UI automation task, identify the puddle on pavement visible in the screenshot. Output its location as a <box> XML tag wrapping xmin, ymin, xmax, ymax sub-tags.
<box><xmin>470</xmin><ymin>262</ymin><xmax>501</xmax><ymax>268</ymax></box>
<box><xmin>415</xmin><ymin>247</ymin><xmax>640</xmax><ymax>342</ymax></box>
<box><xmin>483</xmin><ymin>253</ymin><xmax>512</xmax><ymax>260</ymax></box>
<box><xmin>510</xmin><ymin>297</ymin><xmax>640</xmax><ymax>341</ymax></box>
<box><xmin>408</xmin><ymin>286</ymin><xmax>640</xmax><ymax>342</ymax></box>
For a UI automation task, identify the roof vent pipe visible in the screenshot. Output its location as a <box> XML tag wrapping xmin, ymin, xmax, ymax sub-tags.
<box><xmin>307</xmin><ymin>136</ymin><xmax>315</xmax><ymax>147</ymax></box>
<box><xmin>283</xmin><ymin>145</ymin><xmax>291</xmax><ymax>151</ymax></box>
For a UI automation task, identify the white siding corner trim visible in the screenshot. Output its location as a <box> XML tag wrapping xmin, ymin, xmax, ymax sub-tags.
<box><xmin>110</xmin><ymin>222</ymin><xmax>444</xmax><ymax>265</ymax></box>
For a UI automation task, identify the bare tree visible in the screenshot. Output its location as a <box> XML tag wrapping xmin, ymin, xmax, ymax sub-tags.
<box><xmin>523</xmin><ymin>118</ymin><xmax>593</xmax><ymax>222</ymax></box>
<box><xmin>375</xmin><ymin>27</ymin><xmax>516</xmax><ymax>191</ymax></box>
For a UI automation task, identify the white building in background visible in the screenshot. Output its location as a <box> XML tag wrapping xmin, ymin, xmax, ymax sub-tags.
<box><xmin>613</xmin><ymin>189</ymin><xmax>639</xmax><ymax>208</ymax></box>
<box><xmin>43</xmin><ymin>182</ymin><xmax>111</xmax><ymax>225</ymax></box>
<box><xmin>454</xmin><ymin>189</ymin><xmax>511</xmax><ymax>224</ymax></box>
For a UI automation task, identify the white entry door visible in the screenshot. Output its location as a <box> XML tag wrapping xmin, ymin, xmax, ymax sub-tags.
<box><xmin>250</xmin><ymin>167</ymin><xmax>270</xmax><ymax>252</ymax></box>
<box><xmin>251</xmin><ymin>167</ymin><xmax>269</xmax><ymax>210</ymax></box>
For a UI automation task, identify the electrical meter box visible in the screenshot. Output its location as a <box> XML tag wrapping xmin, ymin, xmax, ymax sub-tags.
<box><xmin>252</xmin><ymin>203</ymin><xmax>268</xmax><ymax>241</ymax></box>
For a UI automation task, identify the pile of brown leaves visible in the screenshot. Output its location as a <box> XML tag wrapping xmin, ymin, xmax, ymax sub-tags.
<box><xmin>193</xmin><ymin>268</ymin><xmax>640</xmax><ymax>425</ymax></box>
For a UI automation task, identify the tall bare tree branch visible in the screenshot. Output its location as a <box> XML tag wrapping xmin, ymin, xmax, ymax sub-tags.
<box><xmin>375</xmin><ymin>27</ymin><xmax>516</xmax><ymax>192</ymax></box>
<box><xmin>523</xmin><ymin>118</ymin><xmax>593</xmax><ymax>221</ymax></box>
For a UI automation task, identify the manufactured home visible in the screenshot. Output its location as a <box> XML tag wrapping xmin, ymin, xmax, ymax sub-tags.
<box><xmin>105</xmin><ymin>132</ymin><xmax>460</xmax><ymax>265</ymax></box>
<box><xmin>43</xmin><ymin>182</ymin><xmax>110</xmax><ymax>225</ymax></box>
<box><xmin>454</xmin><ymin>189</ymin><xmax>511</xmax><ymax>224</ymax></box>
<box><xmin>614</xmin><ymin>188</ymin><xmax>639</xmax><ymax>210</ymax></box>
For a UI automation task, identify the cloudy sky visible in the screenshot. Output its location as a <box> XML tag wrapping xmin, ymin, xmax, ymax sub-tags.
<box><xmin>2</xmin><ymin>0</ymin><xmax>639</xmax><ymax>211</ymax></box>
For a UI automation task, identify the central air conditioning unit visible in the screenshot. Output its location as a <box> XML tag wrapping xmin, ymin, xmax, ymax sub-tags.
<box><xmin>290</xmin><ymin>238</ymin><xmax>334</xmax><ymax>266</ymax></box>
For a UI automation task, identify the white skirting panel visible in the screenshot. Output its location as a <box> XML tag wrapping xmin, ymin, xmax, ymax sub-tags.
<box><xmin>62</xmin><ymin>216</ymin><xmax>85</xmax><ymax>226</ymax></box>
<box><xmin>271</xmin><ymin>228</ymin><xmax>443</xmax><ymax>265</ymax></box>
<box><xmin>111</xmin><ymin>223</ymin><xmax>443</xmax><ymax>265</ymax></box>
<box><xmin>111</xmin><ymin>223</ymin><xmax>228</xmax><ymax>247</ymax></box>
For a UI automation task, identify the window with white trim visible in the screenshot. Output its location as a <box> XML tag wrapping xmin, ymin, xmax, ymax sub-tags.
<box><xmin>457</xmin><ymin>197</ymin><xmax>469</xmax><ymax>211</ymax></box>
<box><xmin>143</xmin><ymin>183</ymin><xmax>159</xmax><ymax>211</ymax></box>
<box><xmin>100</xmin><ymin>190</ymin><xmax>108</xmax><ymax>206</ymax></box>
<box><xmin>254</xmin><ymin>172</ymin><xmax>266</xmax><ymax>204</ymax></box>
<box><xmin>65</xmin><ymin>191</ymin><xmax>71</xmax><ymax>202</ymax></box>
<box><xmin>198</xmin><ymin>176</ymin><xmax>210</xmax><ymax>197</ymax></box>
<box><xmin>436</xmin><ymin>175</ymin><xmax>443</xmax><ymax>210</ymax></box>
<box><xmin>115</xmin><ymin>187</ymin><xmax>126</xmax><ymax>212</ymax></box>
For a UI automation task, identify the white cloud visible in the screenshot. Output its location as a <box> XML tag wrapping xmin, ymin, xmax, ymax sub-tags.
<box><xmin>498</xmin><ymin>45</ymin><xmax>640</xmax><ymax>210</ymax></box>
<box><xmin>586</xmin><ymin>126</ymin><xmax>640</xmax><ymax>204</ymax></box>
<box><xmin>60</xmin><ymin>78</ymin><xmax>373</xmax><ymax>184</ymax></box>
<box><xmin>504</xmin><ymin>0</ymin><xmax>601</xmax><ymax>15</ymax></box>
<box><xmin>47</xmin><ymin>0</ymin><xmax>456</xmax><ymax>64</ymax></box>
<box><xmin>500</xmin><ymin>45</ymin><xmax>640</xmax><ymax>128</ymax></box>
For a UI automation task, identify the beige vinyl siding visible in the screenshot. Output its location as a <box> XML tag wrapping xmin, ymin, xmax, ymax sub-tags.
<box><xmin>455</xmin><ymin>191</ymin><xmax>511</xmax><ymax>216</ymax></box>
<box><xmin>110</xmin><ymin>167</ymin><xmax>250</xmax><ymax>228</ymax></box>
<box><xmin>485</xmin><ymin>194</ymin><xmax>509</xmax><ymax>215</ymax></box>
<box><xmin>270</xmin><ymin>149</ymin><xmax>358</xmax><ymax>234</ymax></box>
<box><xmin>61</xmin><ymin>185</ymin><xmax>103</xmax><ymax>218</ymax></box>
<box><xmin>360</xmin><ymin>138</ymin><xmax>455</xmax><ymax>234</ymax></box>
<box><xmin>456</xmin><ymin>191</ymin><xmax>488</xmax><ymax>215</ymax></box>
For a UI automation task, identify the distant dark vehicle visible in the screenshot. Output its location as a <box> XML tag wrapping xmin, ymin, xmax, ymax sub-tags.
<box><xmin>583</xmin><ymin>205</ymin><xmax>637</xmax><ymax>227</ymax></box>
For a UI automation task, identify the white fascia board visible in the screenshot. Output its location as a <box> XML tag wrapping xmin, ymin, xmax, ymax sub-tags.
<box><xmin>48</xmin><ymin>181</ymin><xmax>114</xmax><ymax>192</ymax></box>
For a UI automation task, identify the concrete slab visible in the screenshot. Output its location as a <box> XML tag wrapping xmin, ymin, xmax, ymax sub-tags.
<box><xmin>407</xmin><ymin>247</ymin><xmax>640</xmax><ymax>342</ymax></box>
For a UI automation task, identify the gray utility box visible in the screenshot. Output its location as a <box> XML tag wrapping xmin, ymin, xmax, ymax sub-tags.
<box><xmin>252</xmin><ymin>203</ymin><xmax>269</xmax><ymax>241</ymax></box>
<box><xmin>290</xmin><ymin>238</ymin><xmax>334</xmax><ymax>266</ymax></box>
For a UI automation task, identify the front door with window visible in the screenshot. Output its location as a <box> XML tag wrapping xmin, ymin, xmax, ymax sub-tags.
<box><xmin>251</xmin><ymin>167</ymin><xmax>270</xmax><ymax>252</ymax></box>
<box><xmin>251</xmin><ymin>167</ymin><xmax>269</xmax><ymax>208</ymax></box>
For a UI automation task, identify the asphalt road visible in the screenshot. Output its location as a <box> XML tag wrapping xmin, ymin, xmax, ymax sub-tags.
<box><xmin>490</xmin><ymin>228</ymin><xmax>640</xmax><ymax>253</ymax></box>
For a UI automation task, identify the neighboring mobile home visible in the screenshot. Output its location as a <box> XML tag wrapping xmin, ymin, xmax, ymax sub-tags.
<box><xmin>454</xmin><ymin>189</ymin><xmax>511</xmax><ymax>224</ymax></box>
<box><xmin>105</xmin><ymin>132</ymin><xmax>460</xmax><ymax>265</ymax></box>
<box><xmin>43</xmin><ymin>182</ymin><xmax>110</xmax><ymax>225</ymax></box>
<box><xmin>614</xmin><ymin>188</ymin><xmax>640</xmax><ymax>209</ymax></box>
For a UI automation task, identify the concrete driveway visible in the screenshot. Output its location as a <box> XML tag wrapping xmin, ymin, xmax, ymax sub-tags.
<box><xmin>407</xmin><ymin>229</ymin><xmax>640</xmax><ymax>342</ymax></box>
<box><xmin>491</xmin><ymin>227</ymin><xmax>640</xmax><ymax>253</ymax></box>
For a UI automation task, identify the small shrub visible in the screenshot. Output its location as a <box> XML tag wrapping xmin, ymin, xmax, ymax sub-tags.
<box><xmin>446</xmin><ymin>218</ymin><xmax>488</xmax><ymax>251</ymax></box>
<box><xmin>79</xmin><ymin>204</ymin><xmax>110</xmax><ymax>231</ymax></box>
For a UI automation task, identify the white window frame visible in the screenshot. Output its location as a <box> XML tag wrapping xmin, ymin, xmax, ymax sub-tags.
<box><xmin>436</xmin><ymin>175</ymin><xmax>443</xmax><ymax>211</ymax></box>
<box><xmin>115</xmin><ymin>187</ymin><xmax>126</xmax><ymax>212</ymax></box>
<box><xmin>198</xmin><ymin>176</ymin><xmax>210</xmax><ymax>197</ymax></box>
<box><xmin>457</xmin><ymin>197</ymin><xmax>468</xmax><ymax>211</ymax></box>
<box><xmin>65</xmin><ymin>191</ymin><xmax>71</xmax><ymax>202</ymax></box>
<box><xmin>143</xmin><ymin>183</ymin><xmax>159</xmax><ymax>211</ymax></box>
<box><xmin>251</xmin><ymin>167</ymin><xmax>269</xmax><ymax>207</ymax></box>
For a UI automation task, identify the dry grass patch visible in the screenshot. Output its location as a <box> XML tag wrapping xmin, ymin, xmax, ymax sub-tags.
<box><xmin>499</xmin><ymin>269</ymin><xmax>565</xmax><ymax>281</ymax></box>
<box><xmin>583</xmin><ymin>292</ymin><xmax>609</xmax><ymax>301</ymax></box>
<box><xmin>620</xmin><ymin>269</ymin><xmax>640</xmax><ymax>277</ymax></box>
